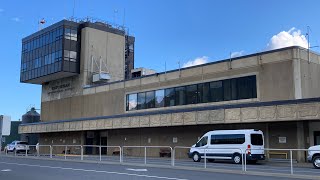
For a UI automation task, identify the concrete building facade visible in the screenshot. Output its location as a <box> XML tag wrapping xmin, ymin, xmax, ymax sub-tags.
<box><xmin>19</xmin><ymin>19</ymin><xmax>320</xmax><ymax>162</ymax></box>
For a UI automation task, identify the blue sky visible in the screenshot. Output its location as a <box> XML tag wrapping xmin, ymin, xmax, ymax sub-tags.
<box><xmin>0</xmin><ymin>0</ymin><xmax>319</xmax><ymax>121</ymax></box>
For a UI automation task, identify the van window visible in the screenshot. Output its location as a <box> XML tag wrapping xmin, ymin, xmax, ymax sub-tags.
<box><xmin>17</xmin><ymin>142</ymin><xmax>28</xmax><ymax>145</ymax></box>
<box><xmin>211</xmin><ymin>134</ymin><xmax>245</xmax><ymax>144</ymax></box>
<box><xmin>196</xmin><ymin>136</ymin><xmax>208</xmax><ymax>147</ymax></box>
<box><xmin>251</xmin><ymin>134</ymin><xmax>263</xmax><ymax>145</ymax></box>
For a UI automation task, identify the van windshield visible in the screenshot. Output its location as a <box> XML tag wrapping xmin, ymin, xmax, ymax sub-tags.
<box><xmin>251</xmin><ymin>134</ymin><xmax>263</xmax><ymax>145</ymax></box>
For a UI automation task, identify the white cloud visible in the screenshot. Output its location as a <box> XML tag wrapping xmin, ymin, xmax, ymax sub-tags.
<box><xmin>266</xmin><ymin>28</ymin><xmax>308</xmax><ymax>50</ymax></box>
<box><xmin>182</xmin><ymin>56</ymin><xmax>209</xmax><ymax>68</ymax></box>
<box><xmin>11</xmin><ymin>17</ymin><xmax>21</xmax><ymax>22</ymax></box>
<box><xmin>231</xmin><ymin>51</ymin><xmax>244</xmax><ymax>58</ymax></box>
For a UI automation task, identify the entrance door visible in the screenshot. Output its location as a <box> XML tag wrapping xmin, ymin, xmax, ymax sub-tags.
<box><xmin>314</xmin><ymin>131</ymin><xmax>320</xmax><ymax>145</ymax></box>
<box><xmin>100</xmin><ymin>137</ymin><xmax>108</xmax><ymax>154</ymax></box>
<box><xmin>100</xmin><ymin>131</ymin><xmax>108</xmax><ymax>154</ymax></box>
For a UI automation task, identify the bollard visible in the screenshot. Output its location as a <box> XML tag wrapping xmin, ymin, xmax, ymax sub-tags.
<box><xmin>290</xmin><ymin>150</ymin><xmax>293</xmax><ymax>175</ymax></box>
<box><xmin>120</xmin><ymin>147</ymin><xmax>122</xmax><ymax>163</ymax></box>
<box><xmin>50</xmin><ymin>146</ymin><xmax>53</xmax><ymax>158</ymax></box>
<box><xmin>171</xmin><ymin>148</ymin><xmax>175</xmax><ymax>166</ymax></box>
<box><xmin>81</xmin><ymin>146</ymin><xmax>83</xmax><ymax>160</ymax></box>
<box><xmin>204</xmin><ymin>149</ymin><xmax>207</xmax><ymax>169</ymax></box>
<box><xmin>99</xmin><ymin>146</ymin><xmax>102</xmax><ymax>162</ymax></box>
<box><xmin>64</xmin><ymin>146</ymin><xmax>67</xmax><ymax>160</ymax></box>
<box><xmin>144</xmin><ymin>147</ymin><xmax>147</xmax><ymax>165</ymax></box>
<box><xmin>25</xmin><ymin>146</ymin><xmax>28</xmax><ymax>157</ymax></box>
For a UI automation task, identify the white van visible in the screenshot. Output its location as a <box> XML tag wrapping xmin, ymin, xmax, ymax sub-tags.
<box><xmin>189</xmin><ymin>129</ymin><xmax>265</xmax><ymax>164</ymax></box>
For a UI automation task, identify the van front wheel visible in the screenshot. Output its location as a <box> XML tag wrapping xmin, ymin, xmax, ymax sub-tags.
<box><xmin>192</xmin><ymin>152</ymin><xmax>201</xmax><ymax>162</ymax></box>
<box><xmin>232</xmin><ymin>154</ymin><xmax>242</xmax><ymax>164</ymax></box>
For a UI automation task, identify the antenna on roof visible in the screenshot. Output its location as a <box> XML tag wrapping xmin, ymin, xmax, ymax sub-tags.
<box><xmin>306</xmin><ymin>26</ymin><xmax>319</xmax><ymax>64</ymax></box>
<box><xmin>123</xmin><ymin>8</ymin><xmax>126</xmax><ymax>27</ymax></box>
<box><xmin>71</xmin><ymin>0</ymin><xmax>76</xmax><ymax>21</ymax></box>
<box><xmin>113</xmin><ymin>9</ymin><xmax>118</xmax><ymax>25</ymax></box>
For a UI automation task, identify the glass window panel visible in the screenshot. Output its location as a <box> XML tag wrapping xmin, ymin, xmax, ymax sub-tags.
<box><xmin>185</xmin><ymin>85</ymin><xmax>198</xmax><ymax>105</ymax></box>
<box><xmin>145</xmin><ymin>91</ymin><xmax>155</xmax><ymax>109</ymax></box>
<box><xmin>237</xmin><ymin>76</ymin><xmax>255</xmax><ymax>99</ymax></box>
<box><xmin>165</xmin><ymin>88</ymin><xmax>175</xmax><ymax>107</ymax></box>
<box><xmin>69</xmin><ymin>51</ymin><xmax>77</xmax><ymax>59</ymax></box>
<box><xmin>155</xmin><ymin>89</ymin><xmax>165</xmax><ymax>108</ymax></box>
<box><xmin>209</xmin><ymin>81</ymin><xmax>223</xmax><ymax>102</ymax></box>
<box><xmin>198</xmin><ymin>83</ymin><xmax>210</xmax><ymax>103</ymax></box>
<box><xmin>137</xmin><ymin>92</ymin><xmax>146</xmax><ymax>110</ymax></box>
<box><xmin>175</xmin><ymin>86</ymin><xmax>186</xmax><ymax>106</ymax></box>
<box><xmin>64</xmin><ymin>50</ymin><xmax>70</xmax><ymax>58</ymax></box>
<box><xmin>65</xmin><ymin>28</ymin><xmax>71</xmax><ymax>39</ymax></box>
<box><xmin>127</xmin><ymin>94</ymin><xmax>137</xmax><ymax>111</ymax></box>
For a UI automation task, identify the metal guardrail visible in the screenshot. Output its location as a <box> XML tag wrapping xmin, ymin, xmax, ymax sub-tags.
<box><xmin>122</xmin><ymin>146</ymin><xmax>173</xmax><ymax>165</ymax></box>
<box><xmin>2</xmin><ymin>145</ymin><xmax>319</xmax><ymax>177</ymax></box>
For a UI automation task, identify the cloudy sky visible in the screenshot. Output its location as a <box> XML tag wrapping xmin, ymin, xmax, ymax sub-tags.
<box><xmin>0</xmin><ymin>0</ymin><xmax>319</xmax><ymax>120</ymax></box>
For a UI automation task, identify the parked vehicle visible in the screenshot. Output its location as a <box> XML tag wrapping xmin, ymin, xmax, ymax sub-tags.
<box><xmin>189</xmin><ymin>129</ymin><xmax>265</xmax><ymax>164</ymax></box>
<box><xmin>307</xmin><ymin>145</ymin><xmax>320</xmax><ymax>169</ymax></box>
<box><xmin>6</xmin><ymin>141</ymin><xmax>29</xmax><ymax>154</ymax></box>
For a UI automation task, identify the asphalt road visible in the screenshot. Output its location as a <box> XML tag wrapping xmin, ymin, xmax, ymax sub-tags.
<box><xmin>5</xmin><ymin>152</ymin><xmax>320</xmax><ymax>177</ymax></box>
<box><xmin>0</xmin><ymin>156</ymin><xmax>311</xmax><ymax>180</ymax></box>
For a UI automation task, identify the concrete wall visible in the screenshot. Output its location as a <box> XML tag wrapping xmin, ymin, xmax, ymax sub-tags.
<box><xmin>81</xmin><ymin>27</ymin><xmax>125</xmax><ymax>85</ymax></box>
<box><xmin>20</xmin><ymin>101</ymin><xmax>320</xmax><ymax>134</ymax></box>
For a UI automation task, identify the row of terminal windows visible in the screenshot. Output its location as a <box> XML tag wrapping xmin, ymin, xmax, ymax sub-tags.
<box><xmin>21</xmin><ymin>50</ymin><xmax>63</xmax><ymax>72</ymax></box>
<box><xmin>22</xmin><ymin>27</ymin><xmax>64</xmax><ymax>53</ymax></box>
<box><xmin>21</xmin><ymin>25</ymin><xmax>79</xmax><ymax>81</ymax></box>
<box><xmin>126</xmin><ymin>75</ymin><xmax>257</xmax><ymax>111</ymax></box>
<box><xmin>22</xmin><ymin>27</ymin><xmax>78</xmax><ymax>53</ymax></box>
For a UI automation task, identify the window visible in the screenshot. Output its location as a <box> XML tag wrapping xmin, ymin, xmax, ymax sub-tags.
<box><xmin>127</xmin><ymin>94</ymin><xmax>137</xmax><ymax>111</ymax></box>
<box><xmin>211</xmin><ymin>134</ymin><xmax>245</xmax><ymax>144</ymax></box>
<box><xmin>125</xmin><ymin>75</ymin><xmax>257</xmax><ymax>111</ymax></box>
<box><xmin>145</xmin><ymin>91</ymin><xmax>155</xmax><ymax>109</ymax></box>
<box><xmin>70</xmin><ymin>29</ymin><xmax>77</xmax><ymax>41</ymax></box>
<box><xmin>175</xmin><ymin>87</ymin><xmax>186</xmax><ymax>106</ymax></box>
<box><xmin>155</xmin><ymin>90</ymin><xmax>165</xmax><ymax>108</ymax></box>
<box><xmin>237</xmin><ymin>76</ymin><xmax>257</xmax><ymax>99</ymax></box>
<box><xmin>186</xmin><ymin>84</ymin><xmax>198</xmax><ymax>105</ymax></box>
<box><xmin>209</xmin><ymin>81</ymin><xmax>223</xmax><ymax>102</ymax></box>
<box><xmin>196</xmin><ymin>136</ymin><xmax>208</xmax><ymax>147</ymax></box>
<box><xmin>198</xmin><ymin>83</ymin><xmax>210</xmax><ymax>103</ymax></box>
<box><xmin>251</xmin><ymin>134</ymin><xmax>263</xmax><ymax>145</ymax></box>
<box><xmin>69</xmin><ymin>51</ymin><xmax>77</xmax><ymax>62</ymax></box>
<box><xmin>64</xmin><ymin>50</ymin><xmax>70</xmax><ymax>61</ymax></box>
<box><xmin>223</xmin><ymin>79</ymin><xmax>237</xmax><ymax>101</ymax></box>
<box><xmin>137</xmin><ymin>92</ymin><xmax>146</xmax><ymax>110</ymax></box>
<box><xmin>65</xmin><ymin>28</ymin><xmax>71</xmax><ymax>40</ymax></box>
<box><xmin>165</xmin><ymin>88</ymin><xmax>175</xmax><ymax>107</ymax></box>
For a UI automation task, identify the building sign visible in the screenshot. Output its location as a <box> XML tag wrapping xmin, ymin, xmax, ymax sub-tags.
<box><xmin>48</xmin><ymin>82</ymin><xmax>73</xmax><ymax>95</ymax></box>
<box><xmin>279</xmin><ymin>137</ymin><xmax>287</xmax><ymax>144</ymax></box>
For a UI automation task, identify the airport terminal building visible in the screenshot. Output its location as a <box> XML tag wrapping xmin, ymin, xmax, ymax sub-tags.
<box><xmin>19</xmin><ymin>19</ymin><xmax>320</xmax><ymax>161</ymax></box>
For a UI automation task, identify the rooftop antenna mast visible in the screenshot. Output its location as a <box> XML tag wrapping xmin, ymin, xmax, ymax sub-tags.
<box><xmin>113</xmin><ymin>9</ymin><xmax>118</xmax><ymax>25</ymax></box>
<box><xmin>306</xmin><ymin>26</ymin><xmax>319</xmax><ymax>64</ymax></box>
<box><xmin>71</xmin><ymin>0</ymin><xmax>76</xmax><ymax>20</ymax></box>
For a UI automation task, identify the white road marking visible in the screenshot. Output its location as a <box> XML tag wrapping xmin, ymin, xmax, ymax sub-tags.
<box><xmin>126</xmin><ymin>168</ymin><xmax>148</xmax><ymax>172</ymax></box>
<box><xmin>0</xmin><ymin>162</ymin><xmax>187</xmax><ymax>180</ymax></box>
<box><xmin>1</xmin><ymin>169</ymin><xmax>12</xmax><ymax>172</ymax></box>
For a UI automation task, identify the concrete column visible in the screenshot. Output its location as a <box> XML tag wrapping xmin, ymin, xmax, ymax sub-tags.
<box><xmin>296</xmin><ymin>121</ymin><xmax>305</xmax><ymax>162</ymax></box>
<box><xmin>265</xmin><ymin>123</ymin><xmax>270</xmax><ymax>149</ymax></box>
